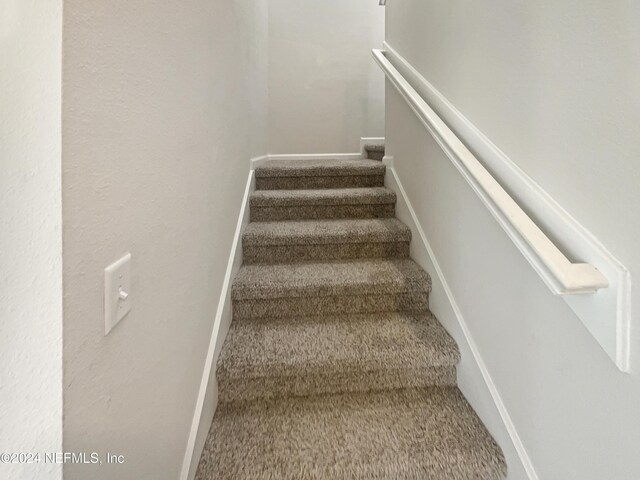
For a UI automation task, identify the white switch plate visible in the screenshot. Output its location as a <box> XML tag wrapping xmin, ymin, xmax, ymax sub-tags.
<box><xmin>104</xmin><ymin>253</ymin><xmax>132</xmax><ymax>335</ymax></box>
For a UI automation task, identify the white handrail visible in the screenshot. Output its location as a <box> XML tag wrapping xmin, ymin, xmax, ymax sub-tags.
<box><xmin>373</xmin><ymin>48</ymin><xmax>608</xmax><ymax>295</ymax></box>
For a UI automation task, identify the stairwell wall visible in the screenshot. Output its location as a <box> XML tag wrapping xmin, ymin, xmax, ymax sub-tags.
<box><xmin>61</xmin><ymin>1</ymin><xmax>268</xmax><ymax>479</ymax></box>
<box><xmin>267</xmin><ymin>0</ymin><xmax>385</xmax><ymax>154</ymax></box>
<box><xmin>385</xmin><ymin>1</ymin><xmax>640</xmax><ymax>479</ymax></box>
<box><xmin>0</xmin><ymin>1</ymin><xmax>63</xmax><ymax>479</ymax></box>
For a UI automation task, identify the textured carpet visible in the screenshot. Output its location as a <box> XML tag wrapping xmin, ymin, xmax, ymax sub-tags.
<box><xmin>364</xmin><ymin>144</ymin><xmax>385</xmax><ymax>161</ymax></box>
<box><xmin>196</xmin><ymin>157</ymin><xmax>506</xmax><ymax>479</ymax></box>
<box><xmin>217</xmin><ymin>312</ymin><xmax>459</xmax><ymax>402</ymax></box>
<box><xmin>196</xmin><ymin>388</ymin><xmax>506</xmax><ymax>480</ymax></box>
<box><xmin>250</xmin><ymin>187</ymin><xmax>396</xmax><ymax>221</ymax></box>
<box><xmin>242</xmin><ymin>218</ymin><xmax>411</xmax><ymax>263</ymax></box>
<box><xmin>232</xmin><ymin>258</ymin><xmax>431</xmax><ymax>300</ymax></box>
<box><xmin>243</xmin><ymin>218</ymin><xmax>411</xmax><ymax>245</ymax></box>
<box><xmin>255</xmin><ymin>158</ymin><xmax>386</xmax><ymax>178</ymax></box>
<box><xmin>255</xmin><ymin>159</ymin><xmax>385</xmax><ymax>190</ymax></box>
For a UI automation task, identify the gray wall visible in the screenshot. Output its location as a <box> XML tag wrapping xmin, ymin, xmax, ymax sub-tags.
<box><xmin>386</xmin><ymin>1</ymin><xmax>640</xmax><ymax>478</ymax></box>
<box><xmin>268</xmin><ymin>0</ymin><xmax>385</xmax><ymax>154</ymax></box>
<box><xmin>0</xmin><ymin>1</ymin><xmax>63</xmax><ymax>479</ymax></box>
<box><xmin>62</xmin><ymin>1</ymin><xmax>268</xmax><ymax>478</ymax></box>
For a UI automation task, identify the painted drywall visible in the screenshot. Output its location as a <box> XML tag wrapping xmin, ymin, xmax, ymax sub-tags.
<box><xmin>0</xmin><ymin>0</ymin><xmax>63</xmax><ymax>479</ymax></box>
<box><xmin>62</xmin><ymin>1</ymin><xmax>268</xmax><ymax>479</ymax></box>
<box><xmin>268</xmin><ymin>0</ymin><xmax>385</xmax><ymax>154</ymax></box>
<box><xmin>385</xmin><ymin>1</ymin><xmax>640</xmax><ymax>478</ymax></box>
<box><xmin>384</xmin><ymin>163</ymin><xmax>530</xmax><ymax>480</ymax></box>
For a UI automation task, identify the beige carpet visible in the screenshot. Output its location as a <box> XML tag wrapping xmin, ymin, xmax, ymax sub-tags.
<box><xmin>196</xmin><ymin>158</ymin><xmax>506</xmax><ymax>479</ymax></box>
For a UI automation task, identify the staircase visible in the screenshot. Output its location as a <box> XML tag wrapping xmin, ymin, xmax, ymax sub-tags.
<box><xmin>195</xmin><ymin>158</ymin><xmax>507</xmax><ymax>479</ymax></box>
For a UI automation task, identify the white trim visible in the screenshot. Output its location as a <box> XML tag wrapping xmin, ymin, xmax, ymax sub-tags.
<box><xmin>375</xmin><ymin>44</ymin><xmax>631</xmax><ymax>371</ymax></box>
<box><xmin>374</xmin><ymin>48</ymin><xmax>606</xmax><ymax>296</ymax></box>
<box><xmin>180</xmin><ymin>169</ymin><xmax>255</xmax><ymax>480</ymax></box>
<box><xmin>384</xmin><ymin>157</ymin><xmax>538</xmax><ymax>480</ymax></box>
<box><xmin>181</xmin><ymin>147</ymin><xmax>400</xmax><ymax>478</ymax></box>
<box><xmin>360</xmin><ymin>137</ymin><xmax>385</xmax><ymax>157</ymax></box>
<box><xmin>249</xmin><ymin>155</ymin><xmax>269</xmax><ymax>169</ymax></box>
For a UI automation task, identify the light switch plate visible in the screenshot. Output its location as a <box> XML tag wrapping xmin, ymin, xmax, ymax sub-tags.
<box><xmin>104</xmin><ymin>253</ymin><xmax>132</xmax><ymax>335</ymax></box>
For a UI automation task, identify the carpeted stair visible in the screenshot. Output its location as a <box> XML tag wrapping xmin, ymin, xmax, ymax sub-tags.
<box><xmin>196</xmin><ymin>158</ymin><xmax>507</xmax><ymax>480</ymax></box>
<box><xmin>364</xmin><ymin>143</ymin><xmax>386</xmax><ymax>161</ymax></box>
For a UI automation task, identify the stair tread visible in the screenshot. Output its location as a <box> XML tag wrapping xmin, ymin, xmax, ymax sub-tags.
<box><xmin>250</xmin><ymin>187</ymin><xmax>396</xmax><ymax>207</ymax></box>
<box><xmin>201</xmin><ymin>151</ymin><xmax>507</xmax><ymax>479</ymax></box>
<box><xmin>219</xmin><ymin>311</ymin><xmax>459</xmax><ymax>381</ymax></box>
<box><xmin>196</xmin><ymin>387</ymin><xmax>507</xmax><ymax>480</ymax></box>
<box><xmin>242</xmin><ymin>218</ymin><xmax>411</xmax><ymax>246</ymax></box>
<box><xmin>232</xmin><ymin>258</ymin><xmax>431</xmax><ymax>300</ymax></box>
<box><xmin>255</xmin><ymin>158</ymin><xmax>385</xmax><ymax>178</ymax></box>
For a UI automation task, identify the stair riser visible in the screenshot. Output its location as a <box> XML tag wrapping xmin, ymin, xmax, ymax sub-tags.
<box><xmin>366</xmin><ymin>151</ymin><xmax>385</xmax><ymax>161</ymax></box>
<box><xmin>250</xmin><ymin>204</ymin><xmax>395</xmax><ymax>222</ymax></box>
<box><xmin>256</xmin><ymin>175</ymin><xmax>384</xmax><ymax>190</ymax></box>
<box><xmin>243</xmin><ymin>242</ymin><xmax>410</xmax><ymax>264</ymax></box>
<box><xmin>218</xmin><ymin>366</ymin><xmax>457</xmax><ymax>404</ymax></box>
<box><xmin>232</xmin><ymin>293</ymin><xmax>429</xmax><ymax>320</ymax></box>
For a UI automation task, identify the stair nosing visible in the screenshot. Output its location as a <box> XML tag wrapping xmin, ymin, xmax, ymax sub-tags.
<box><xmin>255</xmin><ymin>159</ymin><xmax>386</xmax><ymax>178</ymax></box>
<box><xmin>242</xmin><ymin>218</ymin><xmax>411</xmax><ymax>246</ymax></box>
<box><xmin>218</xmin><ymin>311</ymin><xmax>460</xmax><ymax>381</ymax></box>
<box><xmin>250</xmin><ymin>187</ymin><xmax>397</xmax><ymax>207</ymax></box>
<box><xmin>231</xmin><ymin>258</ymin><xmax>431</xmax><ymax>301</ymax></box>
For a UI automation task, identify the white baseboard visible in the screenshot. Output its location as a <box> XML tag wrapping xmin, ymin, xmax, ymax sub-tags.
<box><xmin>182</xmin><ymin>149</ymin><xmax>536</xmax><ymax>480</ymax></box>
<box><xmin>251</xmin><ymin>141</ymin><xmax>388</xmax><ymax>169</ymax></box>
<box><xmin>179</xmin><ymin>169</ymin><xmax>255</xmax><ymax>480</ymax></box>
<box><xmin>384</xmin><ymin>156</ymin><xmax>538</xmax><ymax>480</ymax></box>
<box><xmin>249</xmin><ymin>155</ymin><xmax>269</xmax><ymax>169</ymax></box>
<box><xmin>181</xmin><ymin>146</ymin><xmax>382</xmax><ymax>478</ymax></box>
